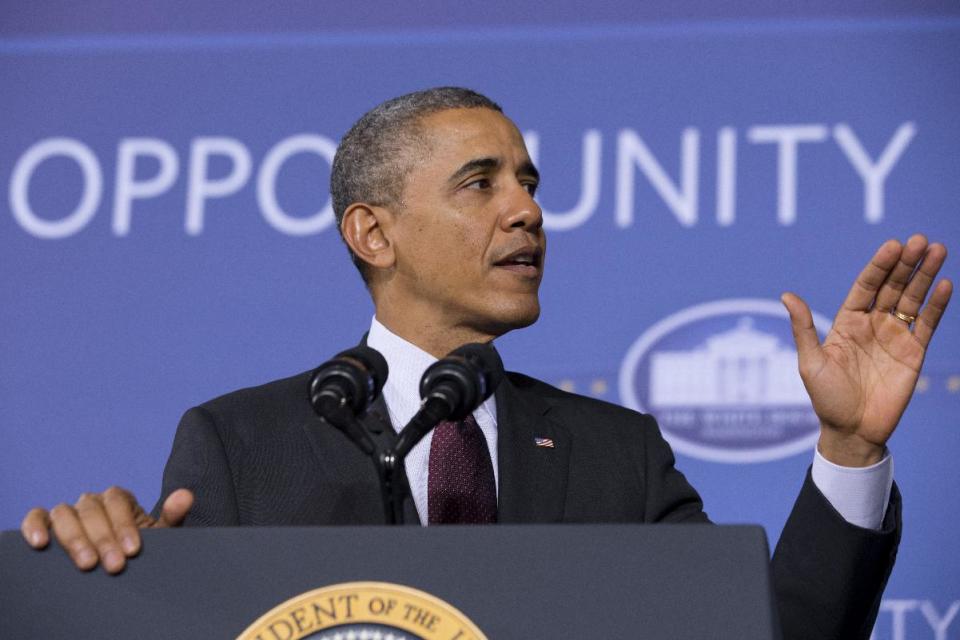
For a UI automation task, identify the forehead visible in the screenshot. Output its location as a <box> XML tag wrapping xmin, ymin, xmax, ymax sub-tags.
<box><xmin>413</xmin><ymin>108</ymin><xmax>530</xmax><ymax>171</ymax></box>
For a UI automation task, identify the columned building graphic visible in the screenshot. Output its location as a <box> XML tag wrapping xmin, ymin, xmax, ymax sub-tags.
<box><xmin>650</xmin><ymin>318</ymin><xmax>809</xmax><ymax>407</ymax></box>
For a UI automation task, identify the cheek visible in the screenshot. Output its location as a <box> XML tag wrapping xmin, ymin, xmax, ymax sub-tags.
<box><xmin>400</xmin><ymin>205</ymin><xmax>495</xmax><ymax>283</ymax></box>
<box><xmin>433</xmin><ymin>220</ymin><xmax>488</xmax><ymax>271</ymax></box>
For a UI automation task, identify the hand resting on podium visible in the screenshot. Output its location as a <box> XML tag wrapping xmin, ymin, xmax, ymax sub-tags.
<box><xmin>21</xmin><ymin>487</ymin><xmax>193</xmax><ymax>574</ymax></box>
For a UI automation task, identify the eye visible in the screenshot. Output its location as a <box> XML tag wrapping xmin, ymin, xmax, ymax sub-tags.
<box><xmin>522</xmin><ymin>181</ymin><xmax>539</xmax><ymax>197</ymax></box>
<box><xmin>465</xmin><ymin>177</ymin><xmax>492</xmax><ymax>190</ymax></box>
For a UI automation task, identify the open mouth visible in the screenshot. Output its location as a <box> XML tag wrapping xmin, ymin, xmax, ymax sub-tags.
<box><xmin>493</xmin><ymin>247</ymin><xmax>543</xmax><ymax>277</ymax></box>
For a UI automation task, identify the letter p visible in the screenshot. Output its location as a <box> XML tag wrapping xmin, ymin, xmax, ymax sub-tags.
<box><xmin>112</xmin><ymin>138</ymin><xmax>179</xmax><ymax>236</ymax></box>
<box><xmin>185</xmin><ymin>136</ymin><xmax>252</xmax><ymax>235</ymax></box>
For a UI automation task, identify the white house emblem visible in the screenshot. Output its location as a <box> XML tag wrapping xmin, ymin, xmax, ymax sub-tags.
<box><xmin>619</xmin><ymin>299</ymin><xmax>832</xmax><ymax>463</ymax></box>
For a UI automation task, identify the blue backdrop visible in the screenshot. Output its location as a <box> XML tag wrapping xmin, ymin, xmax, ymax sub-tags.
<box><xmin>2</xmin><ymin>3</ymin><xmax>958</xmax><ymax>637</ymax></box>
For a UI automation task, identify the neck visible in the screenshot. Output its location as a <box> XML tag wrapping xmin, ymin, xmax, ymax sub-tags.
<box><xmin>374</xmin><ymin>309</ymin><xmax>497</xmax><ymax>359</ymax></box>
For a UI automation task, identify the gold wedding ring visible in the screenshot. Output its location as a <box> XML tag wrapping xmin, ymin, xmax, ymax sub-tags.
<box><xmin>892</xmin><ymin>309</ymin><xmax>917</xmax><ymax>324</ymax></box>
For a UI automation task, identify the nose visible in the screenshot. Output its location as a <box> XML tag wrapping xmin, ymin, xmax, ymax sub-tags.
<box><xmin>501</xmin><ymin>185</ymin><xmax>543</xmax><ymax>233</ymax></box>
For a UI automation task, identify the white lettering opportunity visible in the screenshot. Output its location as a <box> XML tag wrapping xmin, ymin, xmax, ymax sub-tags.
<box><xmin>185</xmin><ymin>137</ymin><xmax>252</xmax><ymax>235</ymax></box>
<box><xmin>524</xmin><ymin>129</ymin><xmax>602</xmax><ymax>231</ymax></box>
<box><xmin>9</xmin><ymin>137</ymin><xmax>103</xmax><ymax>238</ymax></box>
<box><xmin>833</xmin><ymin>122</ymin><xmax>916</xmax><ymax>224</ymax></box>
<box><xmin>113</xmin><ymin>138</ymin><xmax>179</xmax><ymax>236</ymax></box>
<box><xmin>615</xmin><ymin>127</ymin><xmax>700</xmax><ymax>228</ymax></box>
<box><xmin>746</xmin><ymin>124</ymin><xmax>829</xmax><ymax>226</ymax></box>
<box><xmin>870</xmin><ymin>599</ymin><xmax>960</xmax><ymax>640</ymax></box>
<box><xmin>256</xmin><ymin>134</ymin><xmax>337</xmax><ymax>236</ymax></box>
<box><xmin>6</xmin><ymin>123</ymin><xmax>916</xmax><ymax>238</ymax></box>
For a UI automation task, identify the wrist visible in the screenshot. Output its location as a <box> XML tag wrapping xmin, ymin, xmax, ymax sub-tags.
<box><xmin>817</xmin><ymin>427</ymin><xmax>886</xmax><ymax>467</ymax></box>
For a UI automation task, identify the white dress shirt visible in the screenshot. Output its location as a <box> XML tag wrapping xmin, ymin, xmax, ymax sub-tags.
<box><xmin>366</xmin><ymin>316</ymin><xmax>893</xmax><ymax>530</ymax></box>
<box><xmin>367</xmin><ymin>317</ymin><xmax>498</xmax><ymax>525</ymax></box>
<box><xmin>813</xmin><ymin>448</ymin><xmax>893</xmax><ymax>529</ymax></box>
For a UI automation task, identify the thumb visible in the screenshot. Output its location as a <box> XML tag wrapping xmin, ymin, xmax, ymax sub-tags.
<box><xmin>156</xmin><ymin>488</ymin><xmax>194</xmax><ymax>528</ymax></box>
<box><xmin>781</xmin><ymin>292</ymin><xmax>824</xmax><ymax>366</ymax></box>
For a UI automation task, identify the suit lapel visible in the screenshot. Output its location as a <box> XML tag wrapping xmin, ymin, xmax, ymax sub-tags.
<box><xmin>357</xmin><ymin>394</ymin><xmax>395</xmax><ymax>450</ymax></box>
<box><xmin>496</xmin><ymin>376</ymin><xmax>571</xmax><ymax>523</ymax></box>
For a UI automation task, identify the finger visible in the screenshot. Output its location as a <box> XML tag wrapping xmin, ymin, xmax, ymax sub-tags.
<box><xmin>102</xmin><ymin>486</ymin><xmax>143</xmax><ymax>557</ymax></box>
<box><xmin>48</xmin><ymin>502</ymin><xmax>99</xmax><ymax>571</ymax></box>
<box><xmin>74</xmin><ymin>493</ymin><xmax>127</xmax><ymax>574</ymax></box>
<box><xmin>873</xmin><ymin>234</ymin><xmax>928</xmax><ymax>312</ymax></box>
<box><xmin>841</xmin><ymin>239</ymin><xmax>902</xmax><ymax>312</ymax></box>
<box><xmin>156</xmin><ymin>488</ymin><xmax>194</xmax><ymax>528</ymax></box>
<box><xmin>21</xmin><ymin>508</ymin><xmax>52</xmax><ymax>549</ymax></box>
<box><xmin>781</xmin><ymin>292</ymin><xmax>825</xmax><ymax>376</ymax></box>
<box><xmin>895</xmin><ymin>243</ymin><xmax>948</xmax><ymax>318</ymax></box>
<box><xmin>913</xmin><ymin>279</ymin><xmax>953</xmax><ymax>349</ymax></box>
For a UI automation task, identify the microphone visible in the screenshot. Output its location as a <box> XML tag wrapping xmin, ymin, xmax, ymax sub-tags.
<box><xmin>308</xmin><ymin>345</ymin><xmax>389</xmax><ymax>455</ymax></box>
<box><xmin>393</xmin><ymin>342</ymin><xmax>504</xmax><ymax>459</ymax></box>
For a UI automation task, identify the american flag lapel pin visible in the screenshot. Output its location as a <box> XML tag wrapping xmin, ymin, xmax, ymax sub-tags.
<box><xmin>534</xmin><ymin>436</ymin><xmax>555</xmax><ymax>449</ymax></box>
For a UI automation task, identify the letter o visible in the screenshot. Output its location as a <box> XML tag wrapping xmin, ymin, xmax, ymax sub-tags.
<box><xmin>9</xmin><ymin>137</ymin><xmax>103</xmax><ymax>238</ymax></box>
<box><xmin>256</xmin><ymin>134</ymin><xmax>337</xmax><ymax>236</ymax></box>
<box><xmin>368</xmin><ymin>597</ymin><xmax>387</xmax><ymax>615</ymax></box>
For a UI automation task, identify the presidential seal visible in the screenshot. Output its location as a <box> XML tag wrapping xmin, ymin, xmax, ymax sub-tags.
<box><xmin>236</xmin><ymin>581</ymin><xmax>487</xmax><ymax>640</ymax></box>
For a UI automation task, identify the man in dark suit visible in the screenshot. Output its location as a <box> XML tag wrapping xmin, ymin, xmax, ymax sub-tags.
<box><xmin>21</xmin><ymin>88</ymin><xmax>953</xmax><ymax>639</ymax></box>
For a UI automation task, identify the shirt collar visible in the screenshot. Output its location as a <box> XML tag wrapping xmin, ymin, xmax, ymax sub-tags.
<box><xmin>366</xmin><ymin>316</ymin><xmax>498</xmax><ymax>432</ymax></box>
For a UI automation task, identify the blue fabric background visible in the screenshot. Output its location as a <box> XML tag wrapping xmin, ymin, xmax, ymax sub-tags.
<box><xmin>2</xmin><ymin>3</ymin><xmax>958</xmax><ymax>636</ymax></box>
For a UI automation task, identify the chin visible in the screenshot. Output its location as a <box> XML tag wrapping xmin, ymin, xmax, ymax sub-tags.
<box><xmin>484</xmin><ymin>302</ymin><xmax>541</xmax><ymax>337</ymax></box>
<box><xmin>512</xmin><ymin>305</ymin><xmax>541</xmax><ymax>329</ymax></box>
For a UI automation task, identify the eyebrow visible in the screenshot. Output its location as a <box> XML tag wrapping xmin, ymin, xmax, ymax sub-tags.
<box><xmin>448</xmin><ymin>157</ymin><xmax>540</xmax><ymax>184</ymax></box>
<box><xmin>520</xmin><ymin>160</ymin><xmax>541</xmax><ymax>183</ymax></box>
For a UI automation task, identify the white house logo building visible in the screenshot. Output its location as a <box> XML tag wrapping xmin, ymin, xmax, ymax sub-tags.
<box><xmin>619</xmin><ymin>299</ymin><xmax>832</xmax><ymax>463</ymax></box>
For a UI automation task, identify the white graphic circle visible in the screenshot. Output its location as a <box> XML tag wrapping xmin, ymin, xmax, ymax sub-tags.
<box><xmin>618</xmin><ymin>298</ymin><xmax>832</xmax><ymax>463</ymax></box>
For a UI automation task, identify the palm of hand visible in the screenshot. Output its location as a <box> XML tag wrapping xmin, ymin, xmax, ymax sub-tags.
<box><xmin>808</xmin><ymin>310</ymin><xmax>924</xmax><ymax>447</ymax></box>
<box><xmin>782</xmin><ymin>235</ymin><xmax>951</xmax><ymax>464</ymax></box>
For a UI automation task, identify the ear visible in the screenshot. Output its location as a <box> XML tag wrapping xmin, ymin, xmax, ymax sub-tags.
<box><xmin>340</xmin><ymin>202</ymin><xmax>396</xmax><ymax>272</ymax></box>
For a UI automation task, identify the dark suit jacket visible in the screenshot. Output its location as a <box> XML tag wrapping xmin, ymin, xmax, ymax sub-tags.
<box><xmin>156</xmin><ymin>369</ymin><xmax>901</xmax><ymax>640</ymax></box>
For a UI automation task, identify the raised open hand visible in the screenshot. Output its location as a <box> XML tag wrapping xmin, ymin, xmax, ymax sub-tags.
<box><xmin>781</xmin><ymin>234</ymin><xmax>952</xmax><ymax>466</ymax></box>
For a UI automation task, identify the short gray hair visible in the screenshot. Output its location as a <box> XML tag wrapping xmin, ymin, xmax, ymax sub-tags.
<box><xmin>330</xmin><ymin>87</ymin><xmax>502</xmax><ymax>282</ymax></box>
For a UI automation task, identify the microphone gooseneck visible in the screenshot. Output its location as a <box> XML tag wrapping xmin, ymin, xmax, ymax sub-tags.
<box><xmin>308</xmin><ymin>345</ymin><xmax>389</xmax><ymax>456</ymax></box>
<box><xmin>393</xmin><ymin>342</ymin><xmax>504</xmax><ymax>460</ymax></box>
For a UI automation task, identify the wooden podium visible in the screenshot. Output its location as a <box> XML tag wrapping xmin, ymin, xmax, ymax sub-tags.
<box><xmin>0</xmin><ymin>524</ymin><xmax>782</xmax><ymax>639</ymax></box>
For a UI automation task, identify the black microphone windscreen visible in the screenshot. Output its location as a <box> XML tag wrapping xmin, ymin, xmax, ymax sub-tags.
<box><xmin>448</xmin><ymin>342</ymin><xmax>504</xmax><ymax>402</ymax></box>
<box><xmin>335</xmin><ymin>345</ymin><xmax>389</xmax><ymax>399</ymax></box>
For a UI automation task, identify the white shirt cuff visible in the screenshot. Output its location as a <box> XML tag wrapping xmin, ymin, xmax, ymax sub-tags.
<box><xmin>811</xmin><ymin>449</ymin><xmax>894</xmax><ymax>531</ymax></box>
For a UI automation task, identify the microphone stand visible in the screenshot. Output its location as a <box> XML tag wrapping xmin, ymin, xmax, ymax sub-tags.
<box><xmin>323</xmin><ymin>403</ymin><xmax>433</xmax><ymax>526</ymax></box>
<box><xmin>316</xmin><ymin>401</ymin><xmax>408</xmax><ymax>525</ymax></box>
<box><xmin>308</xmin><ymin>344</ymin><xmax>412</xmax><ymax>523</ymax></box>
<box><xmin>378</xmin><ymin>394</ymin><xmax>454</xmax><ymax>525</ymax></box>
<box><xmin>377</xmin><ymin>448</ymin><xmax>407</xmax><ymax>525</ymax></box>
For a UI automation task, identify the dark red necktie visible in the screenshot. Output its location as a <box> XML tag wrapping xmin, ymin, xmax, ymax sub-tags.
<box><xmin>427</xmin><ymin>414</ymin><xmax>497</xmax><ymax>524</ymax></box>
